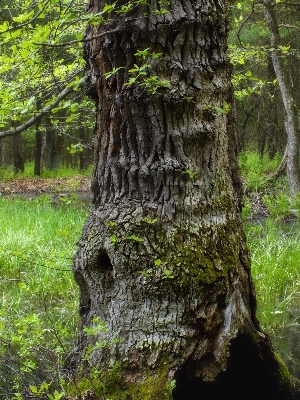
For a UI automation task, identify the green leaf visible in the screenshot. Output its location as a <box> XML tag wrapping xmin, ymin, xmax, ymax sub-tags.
<box><xmin>20</xmin><ymin>49</ymin><xmax>29</xmax><ymax>59</ymax></box>
<box><xmin>26</xmin><ymin>96</ymin><xmax>35</xmax><ymax>106</ymax></box>
<box><xmin>104</xmin><ymin>66</ymin><xmax>124</xmax><ymax>79</ymax></box>
<box><xmin>186</xmin><ymin>169</ymin><xmax>198</xmax><ymax>179</ymax></box>
<box><xmin>125</xmin><ymin>235</ymin><xmax>144</xmax><ymax>242</ymax></box>
<box><xmin>29</xmin><ymin>386</ymin><xmax>38</xmax><ymax>394</ymax></box>
<box><xmin>111</xmin><ymin>234</ymin><xmax>118</xmax><ymax>243</ymax></box>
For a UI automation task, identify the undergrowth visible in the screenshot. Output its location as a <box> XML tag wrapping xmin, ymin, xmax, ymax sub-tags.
<box><xmin>239</xmin><ymin>151</ymin><xmax>282</xmax><ymax>192</ymax></box>
<box><xmin>0</xmin><ymin>162</ymin><xmax>92</xmax><ymax>180</ymax></box>
<box><xmin>1</xmin><ymin>160</ymin><xmax>300</xmax><ymax>397</ymax></box>
<box><xmin>246</xmin><ymin>219</ymin><xmax>300</xmax><ymax>377</ymax></box>
<box><xmin>0</xmin><ymin>196</ymin><xmax>89</xmax><ymax>399</ymax></box>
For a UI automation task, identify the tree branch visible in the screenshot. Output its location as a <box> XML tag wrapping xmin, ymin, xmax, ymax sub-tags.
<box><xmin>278</xmin><ymin>24</ymin><xmax>300</xmax><ymax>32</ymax></box>
<box><xmin>33</xmin><ymin>28</ymin><xmax>122</xmax><ymax>47</ymax></box>
<box><xmin>276</xmin><ymin>1</ymin><xmax>300</xmax><ymax>6</ymax></box>
<box><xmin>0</xmin><ymin>0</ymin><xmax>51</xmax><ymax>35</ymax></box>
<box><xmin>237</xmin><ymin>0</ymin><xmax>257</xmax><ymax>47</ymax></box>
<box><xmin>0</xmin><ymin>77</ymin><xmax>87</xmax><ymax>139</ymax></box>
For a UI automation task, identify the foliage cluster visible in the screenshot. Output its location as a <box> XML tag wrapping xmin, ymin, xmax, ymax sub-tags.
<box><xmin>229</xmin><ymin>0</ymin><xmax>300</xmax><ymax>161</ymax></box>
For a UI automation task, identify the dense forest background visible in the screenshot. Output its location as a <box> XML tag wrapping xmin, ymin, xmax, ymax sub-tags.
<box><xmin>0</xmin><ymin>0</ymin><xmax>299</xmax><ymax>179</ymax></box>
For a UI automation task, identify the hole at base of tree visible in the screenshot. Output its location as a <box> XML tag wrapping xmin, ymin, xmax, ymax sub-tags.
<box><xmin>172</xmin><ymin>335</ymin><xmax>280</xmax><ymax>400</ymax></box>
<box><xmin>96</xmin><ymin>252</ymin><xmax>113</xmax><ymax>273</ymax></box>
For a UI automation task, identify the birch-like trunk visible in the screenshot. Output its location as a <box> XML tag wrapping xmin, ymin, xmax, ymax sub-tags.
<box><xmin>263</xmin><ymin>0</ymin><xmax>300</xmax><ymax>196</ymax></box>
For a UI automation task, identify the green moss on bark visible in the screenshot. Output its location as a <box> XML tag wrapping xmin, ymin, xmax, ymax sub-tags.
<box><xmin>274</xmin><ymin>352</ymin><xmax>295</xmax><ymax>396</ymax></box>
<box><xmin>67</xmin><ymin>361</ymin><xmax>174</xmax><ymax>400</ymax></box>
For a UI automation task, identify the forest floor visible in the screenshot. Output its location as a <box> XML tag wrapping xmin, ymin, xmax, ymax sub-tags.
<box><xmin>0</xmin><ymin>176</ymin><xmax>271</xmax><ymax>219</ymax></box>
<box><xmin>0</xmin><ymin>176</ymin><xmax>296</xmax><ymax>221</ymax></box>
<box><xmin>0</xmin><ymin>176</ymin><xmax>91</xmax><ymax>195</ymax></box>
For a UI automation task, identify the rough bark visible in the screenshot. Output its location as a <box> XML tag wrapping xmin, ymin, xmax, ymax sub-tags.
<box><xmin>263</xmin><ymin>0</ymin><xmax>300</xmax><ymax>196</ymax></box>
<box><xmin>71</xmin><ymin>0</ymin><xmax>295</xmax><ymax>398</ymax></box>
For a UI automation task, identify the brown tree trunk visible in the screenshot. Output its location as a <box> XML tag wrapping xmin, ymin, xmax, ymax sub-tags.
<box><xmin>12</xmin><ymin>131</ymin><xmax>24</xmax><ymax>174</ymax></box>
<box><xmin>79</xmin><ymin>122</ymin><xmax>88</xmax><ymax>172</ymax></box>
<box><xmin>34</xmin><ymin>116</ymin><xmax>44</xmax><ymax>176</ymax></box>
<box><xmin>263</xmin><ymin>0</ymin><xmax>300</xmax><ymax>196</ymax></box>
<box><xmin>45</xmin><ymin>114</ymin><xmax>62</xmax><ymax>170</ymax></box>
<box><xmin>0</xmin><ymin>138</ymin><xmax>6</xmax><ymax>168</ymax></box>
<box><xmin>71</xmin><ymin>0</ymin><xmax>295</xmax><ymax>398</ymax></box>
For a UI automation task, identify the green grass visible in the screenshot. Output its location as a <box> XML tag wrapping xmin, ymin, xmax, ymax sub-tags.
<box><xmin>0</xmin><ymin>162</ymin><xmax>93</xmax><ymax>179</ymax></box>
<box><xmin>0</xmin><ymin>196</ymin><xmax>89</xmax><ymax>398</ymax></box>
<box><xmin>246</xmin><ymin>219</ymin><xmax>300</xmax><ymax>376</ymax></box>
<box><xmin>1</xmin><ymin>191</ymin><xmax>300</xmax><ymax>397</ymax></box>
<box><xmin>239</xmin><ymin>151</ymin><xmax>282</xmax><ymax>192</ymax></box>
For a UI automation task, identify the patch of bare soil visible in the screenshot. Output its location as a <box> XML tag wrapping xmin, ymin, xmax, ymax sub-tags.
<box><xmin>0</xmin><ymin>177</ymin><xmax>91</xmax><ymax>195</ymax></box>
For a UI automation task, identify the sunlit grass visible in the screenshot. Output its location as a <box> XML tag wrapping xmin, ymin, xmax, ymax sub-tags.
<box><xmin>0</xmin><ymin>162</ymin><xmax>92</xmax><ymax>179</ymax></box>
<box><xmin>1</xmin><ymin>193</ymin><xmax>300</xmax><ymax>394</ymax></box>
<box><xmin>247</xmin><ymin>219</ymin><xmax>300</xmax><ymax>328</ymax></box>
<box><xmin>239</xmin><ymin>151</ymin><xmax>282</xmax><ymax>192</ymax></box>
<box><xmin>245</xmin><ymin>219</ymin><xmax>300</xmax><ymax>376</ymax></box>
<box><xmin>0</xmin><ymin>196</ymin><xmax>89</xmax><ymax>394</ymax></box>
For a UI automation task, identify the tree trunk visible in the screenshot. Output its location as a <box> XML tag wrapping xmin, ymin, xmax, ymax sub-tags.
<box><xmin>0</xmin><ymin>138</ymin><xmax>6</xmax><ymax>168</ymax></box>
<box><xmin>79</xmin><ymin>122</ymin><xmax>88</xmax><ymax>172</ymax></box>
<box><xmin>71</xmin><ymin>0</ymin><xmax>295</xmax><ymax>398</ymax></box>
<box><xmin>34</xmin><ymin>116</ymin><xmax>44</xmax><ymax>176</ymax></box>
<box><xmin>45</xmin><ymin>114</ymin><xmax>62</xmax><ymax>170</ymax></box>
<box><xmin>263</xmin><ymin>0</ymin><xmax>300</xmax><ymax>196</ymax></box>
<box><xmin>12</xmin><ymin>131</ymin><xmax>24</xmax><ymax>174</ymax></box>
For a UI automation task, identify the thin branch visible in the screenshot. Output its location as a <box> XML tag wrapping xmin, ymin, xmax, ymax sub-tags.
<box><xmin>278</xmin><ymin>24</ymin><xmax>300</xmax><ymax>32</ymax></box>
<box><xmin>237</xmin><ymin>0</ymin><xmax>257</xmax><ymax>47</ymax></box>
<box><xmin>276</xmin><ymin>1</ymin><xmax>300</xmax><ymax>6</ymax></box>
<box><xmin>0</xmin><ymin>0</ymin><xmax>51</xmax><ymax>35</ymax></box>
<box><xmin>33</xmin><ymin>28</ymin><xmax>122</xmax><ymax>47</ymax></box>
<box><xmin>0</xmin><ymin>76</ymin><xmax>87</xmax><ymax>139</ymax></box>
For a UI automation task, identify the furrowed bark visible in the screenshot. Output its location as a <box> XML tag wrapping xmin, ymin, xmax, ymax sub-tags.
<box><xmin>70</xmin><ymin>0</ymin><xmax>296</xmax><ymax>398</ymax></box>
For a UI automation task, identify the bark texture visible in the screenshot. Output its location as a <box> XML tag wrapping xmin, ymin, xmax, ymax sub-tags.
<box><xmin>71</xmin><ymin>0</ymin><xmax>295</xmax><ymax>398</ymax></box>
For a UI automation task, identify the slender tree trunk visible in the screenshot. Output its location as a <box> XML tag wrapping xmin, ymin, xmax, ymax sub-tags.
<box><xmin>70</xmin><ymin>0</ymin><xmax>295</xmax><ymax>398</ymax></box>
<box><xmin>45</xmin><ymin>114</ymin><xmax>62</xmax><ymax>170</ymax></box>
<box><xmin>34</xmin><ymin>116</ymin><xmax>43</xmax><ymax>176</ymax></box>
<box><xmin>12</xmin><ymin>131</ymin><xmax>24</xmax><ymax>174</ymax></box>
<box><xmin>0</xmin><ymin>138</ymin><xmax>6</xmax><ymax>168</ymax></box>
<box><xmin>79</xmin><ymin>124</ymin><xmax>87</xmax><ymax>172</ymax></box>
<box><xmin>263</xmin><ymin>0</ymin><xmax>300</xmax><ymax>196</ymax></box>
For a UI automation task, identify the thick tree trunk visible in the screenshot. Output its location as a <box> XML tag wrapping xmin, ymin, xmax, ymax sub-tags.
<box><xmin>71</xmin><ymin>0</ymin><xmax>295</xmax><ymax>398</ymax></box>
<box><xmin>263</xmin><ymin>0</ymin><xmax>300</xmax><ymax>196</ymax></box>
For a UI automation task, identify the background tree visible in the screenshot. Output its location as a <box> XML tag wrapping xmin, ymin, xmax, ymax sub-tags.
<box><xmin>0</xmin><ymin>0</ymin><xmax>95</xmax><ymax>175</ymax></box>
<box><xmin>70</xmin><ymin>0</ymin><xmax>295</xmax><ymax>398</ymax></box>
<box><xmin>228</xmin><ymin>0</ymin><xmax>300</xmax><ymax>192</ymax></box>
